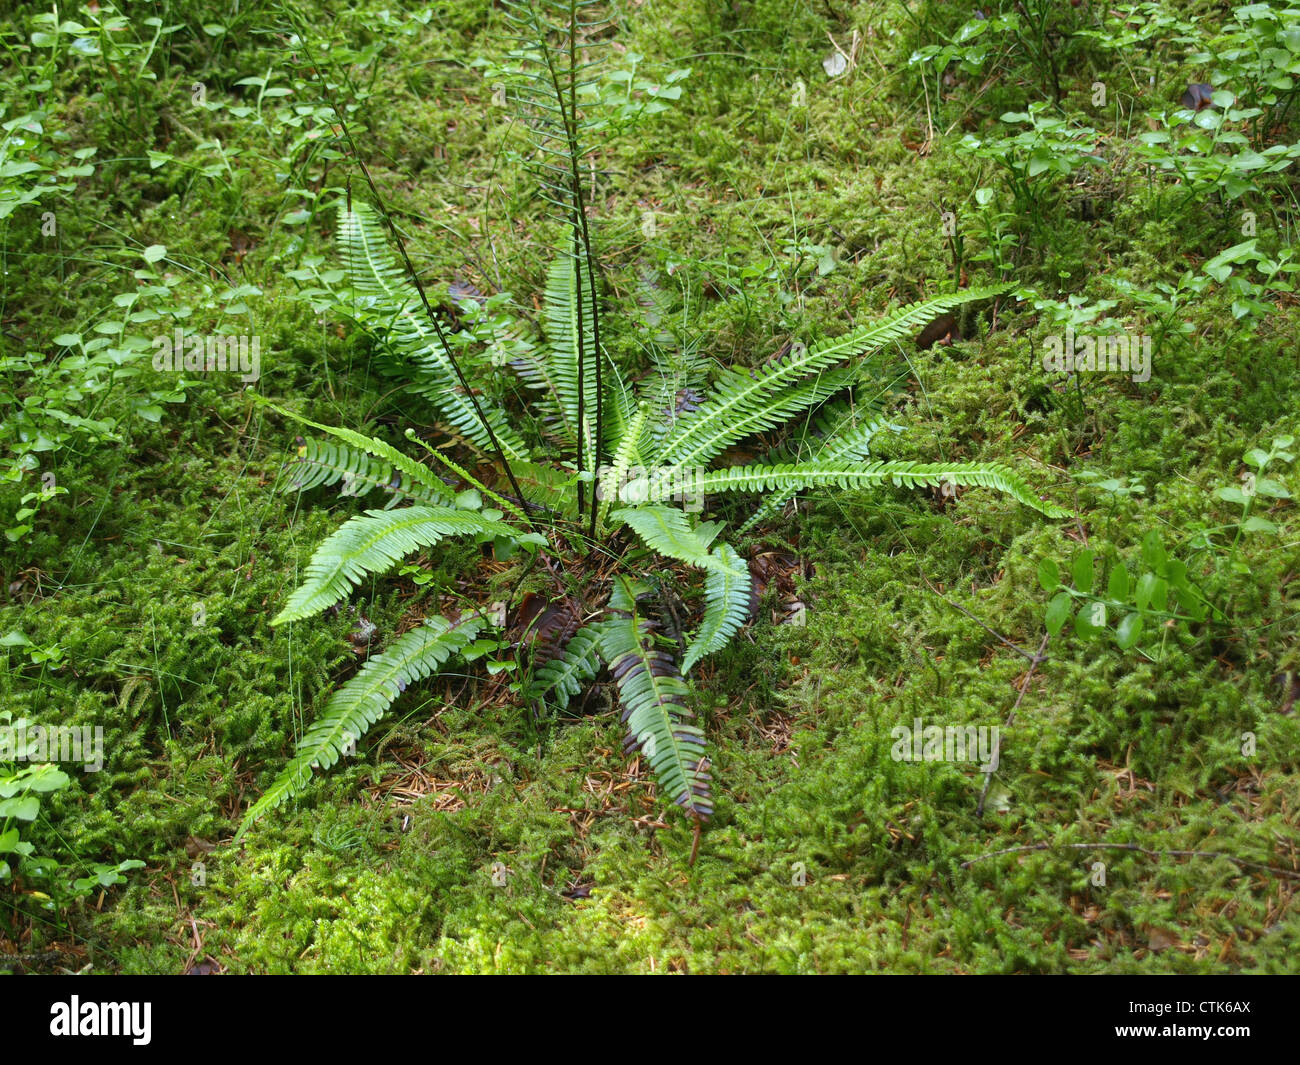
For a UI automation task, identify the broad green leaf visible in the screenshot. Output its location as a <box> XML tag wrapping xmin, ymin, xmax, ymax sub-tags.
<box><xmin>1141</xmin><ymin>530</ymin><xmax>1167</xmax><ymax>573</ymax></box>
<box><xmin>1107</xmin><ymin>563</ymin><xmax>1129</xmax><ymax>602</ymax></box>
<box><xmin>1045</xmin><ymin>592</ymin><xmax>1072</xmax><ymax>635</ymax></box>
<box><xmin>1071</xmin><ymin>551</ymin><xmax>1094</xmax><ymax>595</ymax></box>
<box><xmin>1074</xmin><ymin>600</ymin><xmax>1106</xmax><ymax>638</ymax></box>
<box><xmin>1115</xmin><ymin>613</ymin><xmax>1144</xmax><ymax>650</ymax></box>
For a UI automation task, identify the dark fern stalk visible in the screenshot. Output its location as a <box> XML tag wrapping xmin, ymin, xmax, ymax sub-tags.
<box><xmin>289</xmin><ymin>14</ymin><xmax>532</xmax><ymax>519</ymax></box>
<box><xmin>502</xmin><ymin>0</ymin><xmax>607</xmax><ymax>535</ymax></box>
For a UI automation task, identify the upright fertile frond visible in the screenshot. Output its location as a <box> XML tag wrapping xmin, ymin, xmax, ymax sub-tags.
<box><xmin>336</xmin><ymin>204</ymin><xmax>530</xmax><ymax>460</ymax></box>
<box><xmin>280</xmin><ymin>436</ymin><xmax>450</xmax><ymax>509</ymax></box>
<box><xmin>236</xmin><ymin>616</ymin><xmax>484</xmax><ymax>839</ymax></box>
<box><xmin>659</xmin><ymin>285</ymin><xmax>1014</xmax><ymax>469</ymax></box>
<box><xmin>499</xmin><ymin>0</ymin><xmax>610</xmax><ymax>224</ymax></box>
<box><xmin>640</xmin><ymin>460</ymin><xmax>1069</xmax><ymax>517</ymax></box>
<box><xmin>274</xmin><ymin>507</ymin><xmax>518</xmax><ymax>626</ymax></box>
<box><xmin>598</xmin><ymin>578</ymin><xmax>712</xmax><ymax>820</ymax></box>
<box><xmin>500</xmin><ymin>1</ymin><xmax>609</xmax><ymax>517</ymax></box>
<box><xmin>682</xmin><ymin>541</ymin><xmax>752</xmax><ymax>674</ymax></box>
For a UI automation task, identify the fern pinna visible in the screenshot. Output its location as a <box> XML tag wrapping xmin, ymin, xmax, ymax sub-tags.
<box><xmin>243</xmin><ymin>7</ymin><xmax>1067</xmax><ymax>851</ymax></box>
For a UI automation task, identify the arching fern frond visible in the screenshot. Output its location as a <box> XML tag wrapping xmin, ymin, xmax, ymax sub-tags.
<box><xmin>253</xmin><ymin>397</ymin><xmax>455</xmax><ymax>505</ymax></box>
<box><xmin>236</xmin><ymin>615</ymin><xmax>484</xmax><ymax>839</ymax></box>
<box><xmin>280</xmin><ymin>436</ymin><xmax>449</xmax><ymax>509</ymax></box>
<box><xmin>639</xmin><ymin>460</ymin><xmax>1069</xmax><ymax>517</ymax></box>
<box><xmin>274</xmin><ymin>507</ymin><xmax>518</xmax><ymax>626</ymax></box>
<box><xmin>682</xmin><ymin>540</ymin><xmax>751</xmax><ymax>674</ymax></box>
<box><xmin>658</xmin><ymin>285</ymin><xmax>1014</xmax><ymax>469</ymax></box>
<box><xmin>611</xmin><ymin>505</ymin><xmax>747</xmax><ymax>578</ymax></box>
<box><xmin>336</xmin><ymin>203</ymin><xmax>530</xmax><ymax>460</ymax></box>
<box><xmin>597</xmin><ymin>578</ymin><xmax>712</xmax><ymax>821</ymax></box>
<box><xmin>739</xmin><ymin>410</ymin><xmax>898</xmax><ymax>533</ymax></box>
<box><xmin>657</xmin><ymin>364</ymin><xmax>860</xmax><ymax>470</ymax></box>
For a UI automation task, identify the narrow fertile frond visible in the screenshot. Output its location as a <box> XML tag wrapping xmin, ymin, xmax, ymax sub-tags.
<box><xmin>597</xmin><ymin>578</ymin><xmax>712</xmax><ymax>820</ymax></box>
<box><xmin>236</xmin><ymin>615</ymin><xmax>484</xmax><ymax>838</ymax></box>
<box><xmin>499</xmin><ymin>0</ymin><xmax>610</xmax><ymax>223</ymax></box>
<box><xmin>659</xmin><ymin>285</ymin><xmax>1014</xmax><ymax>468</ymax></box>
<box><xmin>280</xmin><ymin>436</ymin><xmax>450</xmax><ymax>509</ymax></box>
<box><xmin>682</xmin><ymin>541</ymin><xmax>752</xmax><ymax>674</ymax></box>
<box><xmin>640</xmin><ymin>460</ymin><xmax>1069</xmax><ymax>517</ymax></box>
<box><xmin>274</xmin><ymin>507</ymin><xmax>518</xmax><ymax>626</ymax></box>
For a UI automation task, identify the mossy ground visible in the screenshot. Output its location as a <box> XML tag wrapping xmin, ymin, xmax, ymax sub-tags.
<box><xmin>2</xmin><ymin>0</ymin><xmax>1298</xmax><ymax>973</ymax></box>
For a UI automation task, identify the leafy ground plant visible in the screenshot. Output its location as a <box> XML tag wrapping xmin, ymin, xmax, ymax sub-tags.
<box><xmin>241</xmin><ymin>15</ymin><xmax>1069</xmax><ymax>850</ymax></box>
<box><xmin>241</xmin><ymin>209</ymin><xmax>1064</xmax><ymax>848</ymax></box>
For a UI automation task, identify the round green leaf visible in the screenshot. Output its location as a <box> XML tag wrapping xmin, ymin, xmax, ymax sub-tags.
<box><xmin>1107</xmin><ymin>563</ymin><xmax>1130</xmax><ymax>602</ymax></box>
<box><xmin>1045</xmin><ymin>591</ymin><xmax>1072</xmax><ymax>635</ymax></box>
<box><xmin>1071</xmin><ymin>551</ymin><xmax>1095</xmax><ymax>595</ymax></box>
<box><xmin>1114</xmin><ymin>612</ymin><xmax>1144</xmax><ymax>650</ymax></box>
<box><xmin>1074</xmin><ymin>599</ymin><xmax>1106</xmax><ymax>638</ymax></box>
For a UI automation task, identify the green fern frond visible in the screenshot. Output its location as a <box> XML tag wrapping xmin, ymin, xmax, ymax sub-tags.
<box><xmin>682</xmin><ymin>540</ymin><xmax>752</xmax><ymax>674</ymax></box>
<box><xmin>510</xmin><ymin>459</ymin><xmax>581</xmax><ymax>519</ymax></box>
<box><xmin>274</xmin><ymin>507</ymin><xmax>518</xmax><ymax>626</ymax></box>
<box><xmin>659</xmin><ymin>285</ymin><xmax>1013</xmax><ymax>468</ymax></box>
<box><xmin>529</xmin><ymin>624</ymin><xmax>601</xmax><ymax>706</ymax></box>
<box><xmin>280</xmin><ymin>436</ymin><xmax>449</xmax><ymax>509</ymax></box>
<box><xmin>640</xmin><ymin>460</ymin><xmax>1068</xmax><ymax>517</ymax></box>
<box><xmin>597</xmin><ymin>577</ymin><xmax>712</xmax><ymax>821</ymax></box>
<box><xmin>236</xmin><ymin>615</ymin><xmax>484</xmax><ymax>839</ymax></box>
<box><xmin>253</xmin><ymin>397</ymin><xmax>456</xmax><ymax>504</ymax></box>
<box><xmin>740</xmin><ymin>411</ymin><xmax>897</xmax><ymax>533</ymax></box>
<box><xmin>542</xmin><ymin>250</ymin><xmax>599</xmax><ymax>463</ymax></box>
<box><xmin>336</xmin><ymin>204</ymin><xmax>530</xmax><ymax>460</ymax></box>
<box><xmin>596</xmin><ymin>400</ymin><xmax>650</xmax><ymax>528</ymax></box>
<box><xmin>667</xmin><ymin>365</ymin><xmax>861</xmax><ymax>469</ymax></box>
<box><xmin>611</xmin><ymin>505</ymin><xmax>747</xmax><ymax>578</ymax></box>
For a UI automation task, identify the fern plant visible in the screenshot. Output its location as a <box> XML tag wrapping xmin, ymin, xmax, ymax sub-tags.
<box><xmin>241</xmin><ymin>6</ymin><xmax>1067</xmax><ymax>848</ymax></box>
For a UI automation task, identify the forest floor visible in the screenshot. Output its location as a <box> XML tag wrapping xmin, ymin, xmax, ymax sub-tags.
<box><xmin>2</xmin><ymin>0</ymin><xmax>1298</xmax><ymax>973</ymax></box>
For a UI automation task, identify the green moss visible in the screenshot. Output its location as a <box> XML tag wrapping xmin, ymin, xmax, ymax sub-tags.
<box><xmin>1</xmin><ymin>0</ymin><xmax>1297</xmax><ymax>973</ymax></box>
